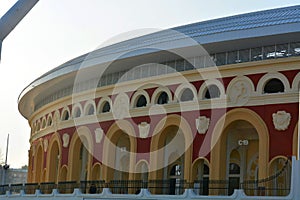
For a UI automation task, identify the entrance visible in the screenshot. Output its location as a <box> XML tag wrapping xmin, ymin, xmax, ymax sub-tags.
<box><xmin>226</xmin><ymin>120</ymin><xmax>259</xmax><ymax>195</ymax></box>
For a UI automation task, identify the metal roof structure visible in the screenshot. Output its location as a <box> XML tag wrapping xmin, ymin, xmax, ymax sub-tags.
<box><xmin>18</xmin><ymin>5</ymin><xmax>300</xmax><ymax>110</ymax></box>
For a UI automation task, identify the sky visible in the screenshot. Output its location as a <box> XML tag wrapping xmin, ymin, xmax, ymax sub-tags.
<box><xmin>0</xmin><ymin>0</ymin><xmax>299</xmax><ymax>168</ymax></box>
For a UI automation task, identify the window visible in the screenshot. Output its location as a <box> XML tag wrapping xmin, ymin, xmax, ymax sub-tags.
<box><xmin>264</xmin><ymin>78</ymin><xmax>284</xmax><ymax>94</ymax></box>
<box><xmin>74</xmin><ymin>107</ymin><xmax>81</xmax><ymax>118</ymax></box>
<box><xmin>102</xmin><ymin>101</ymin><xmax>111</xmax><ymax>113</ymax></box>
<box><xmin>62</xmin><ymin>110</ymin><xmax>70</xmax><ymax>121</ymax></box>
<box><xmin>229</xmin><ymin>163</ymin><xmax>240</xmax><ymax>175</ymax></box>
<box><xmin>47</xmin><ymin>117</ymin><xmax>53</xmax><ymax>126</ymax></box>
<box><xmin>87</xmin><ymin>105</ymin><xmax>95</xmax><ymax>115</ymax></box>
<box><xmin>157</xmin><ymin>92</ymin><xmax>169</xmax><ymax>105</ymax></box>
<box><xmin>204</xmin><ymin>85</ymin><xmax>220</xmax><ymax>99</ymax></box>
<box><xmin>180</xmin><ymin>88</ymin><xmax>194</xmax><ymax>102</ymax></box>
<box><xmin>136</xmin><ymin>95</ymin><xmax>147</xmax><ymax>107</ymax></box>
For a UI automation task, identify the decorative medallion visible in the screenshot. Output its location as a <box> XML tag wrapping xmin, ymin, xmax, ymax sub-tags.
<box><xmin>228</xmin><ymin>80</ymin><xmax>251</xmax><ymax>106</ymax></box>
<box><xmin>138</xmin><ymin>122</ymin><xmax>150</xmax><ymax>138</ymax></box>
<box><xmin>196</xmin><ymin>116</ymin><xmax>210</xmax><ymax>134</ymax></box>
<box><xmin>95</xmin><ymin>128</ymin><xmax>104</xmax><ymax>143</ymax></box>
<box><xmin>43</xmin><ymin>139</ymin><xmax>48</xmax><ymax>152</ymax></box>
<box><xmin>62</xmin><ymin>133</ymin><xmax>70</xmax><ymax>148</ymax></box>
<box><xmin>113</xmin><ymin>92</ymin><xmax>130</xmax><ymax>120</ymax></box>
<box><xmin>272</xmin><ymin>111</ymin><xmax>291</xmax><ymax>131</ymax></box>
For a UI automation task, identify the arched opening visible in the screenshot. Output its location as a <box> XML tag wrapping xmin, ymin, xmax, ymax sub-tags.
<box><xmin>86</xmin><ymin>104</ymin><xmax>95</xmax><ymax>115</ymax></box>
<box><xmin>264</xmin><ymin>78</ymin><xmax>284</xmax><ymax>93</ymax></box>
<box><xmin>204</xmin><ymin>85</ymin><xmax>220</xmax><ymax>99</ymax></box>
<box><xmin>71</xmin><ymin>137</ymin><xmax>90</xmax><ymax>182</ymax></box>
<box><xmin>269</xmin><ymin>157</ymin><xmax>291</xmax><ymax>196</ymax></box>
<box><xmin>47</xmin><ymin>116</ymin><xmax>53</xmax><ymax>127</ymax></box>
<box><xmin>180</xmin><ymin>88</ymin><xmax>194</xmax><ymax>102</ymax></box>
<box><xmin>48</xmin><ymin>141</ymin><xmax>60</xmax><ymax>183</ymax></box>
<box><xmin>228</xmin><ymin>150</ymin><xmax>241</xmax><ymax>195</ymax></box>
<box><xmin>92</xmin><ymin>164</ymin><xmax>102</xmax><ymax>180</ymax></box>
<box><xmin>135</xmin><ymin>161</ymin><xmax>149</xmax><ymax>182</ymax></box>
<box><xmin>73</xmin><ymin>107</ymin><xmax>81</xmax><ymax>118</ymax></box>
<box><xmin>59</xmin><ymin>166</ymin><xmax>68</xmax><ymax>182</ymax></box>
<box><xmin>62</xmin><ymin>110</ymin><xmax>70</xmax><ymax>121</ymax></box>
<box><xmin>211</xmin><ymin>119</ymin><xmax>260</xmax><ymax>195</ymax></box>
<box><xmin>159</xmin><ymin>126</ymin><xmax>185</xmax><ymax>195</ymax></box>
<box><xmin>136</xmin><ymin>95</ymin><xmax>147</xmax><ymax>107</ymax></box>
<box><xmin>157</xmin><ymin>92</ymin><xmax>169</xmax><ymax>105</ymax></box>
<box><xmin>192</xmin><ymin>159</ymin><xmax>210</xmax><ymax>195</ymax></box>
<box><xmin>101</xmin><ymin>101</ymin><xmax>111</xmax><ymax>113</ymax></box>
<box><xmin>114</xmin><ymin>133</ymin><xmax>130</xmax><ymax>181</ymax></box>
<box><xmin>34</xmin><ymin>146</ymin><xmax>43</xmax><ymax>183</ymax></box>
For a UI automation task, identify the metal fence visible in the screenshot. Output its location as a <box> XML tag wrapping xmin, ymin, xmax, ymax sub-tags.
<box><xmin>0</xmin><ymin>158</ymin><xmax>291</xmax><ymax>197</ymax></box>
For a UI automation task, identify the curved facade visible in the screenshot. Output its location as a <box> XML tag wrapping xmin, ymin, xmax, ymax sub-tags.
<box><xmin>18</xmin><ymin>5</ymin><xmax>300</xmax><ymax>195</ymax></box>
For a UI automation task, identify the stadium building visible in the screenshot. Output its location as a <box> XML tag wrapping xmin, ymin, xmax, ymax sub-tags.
<box><xmin>16</xmin><ymin>5</ymin><xmax>300</xmax><ymax>197</ymax></box>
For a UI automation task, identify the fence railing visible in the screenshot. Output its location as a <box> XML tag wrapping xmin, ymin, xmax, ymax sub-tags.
<box><xmin>0</xmin><ymin>158</ymin><xmax>291</xmax><ymax>197</ymax></box>
<box><xmin>241</xmin><ymin>157</ymin><xmax>291</xmax><ymax>196</ymax></box>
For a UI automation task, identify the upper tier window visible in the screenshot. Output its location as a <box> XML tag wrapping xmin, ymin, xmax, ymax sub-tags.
<box><xmin>157</xmin><ymin>92</ymin><xmax>169</xmax><ymax>105</ymax></box>
<box><xmin>204</xmin><ymin>85</ymin><xmax>220</xmax><ymax>99</ymax></box>
<box><xmin>180</xmin><ymin>88</ymin><xmax>194</xmax><ymax>102</ymax></box>
<box><xmin>264</xmin><ymin>78</ymin><xmax>284</xmax><ymax>94</ymax></box>
<box><xmin>136</xmin><ymin>95</ymin><xmax>147</xmax><ymax>107</ymax></box>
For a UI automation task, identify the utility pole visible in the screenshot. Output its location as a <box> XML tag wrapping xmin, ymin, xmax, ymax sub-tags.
<box><xmin>0</xmin><ymin>0</ymin><xmax>39</xmax><ymax>61</ymax></box>
<box><xmin>1</xmin><ymin>134</ymin><xmax>9</xmax><ymax>185</ymax></box>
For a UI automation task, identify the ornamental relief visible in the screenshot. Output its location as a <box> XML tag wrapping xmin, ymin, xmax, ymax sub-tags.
<box><xmin>95</xmin><ymin>128</ymin><xmax>104</xmax><ymax>143</ymax></box>
<box><xmin>62</xmin><ymin>133</ymin><xmax>70</xmax><ymax>148</ymax></box>
<box><xmin>43</xmin><ymin>139</ymin><xmax>48</xmax><ymax>152</ymax></box>
<box><xmin>196</xmin><ymin>116</ymin><xmax>210</xmax><ymax>134</ymax></box>
<box><xmin>228</xmin><ymin>79</ymin><xmax>251</xmax><ymax>106</ymax></box>
<box><xmin>138</xmin><ymin>122</ymin><xmax>150</xmax><ymax>138</ymax></box>
<box><xmin>113</xmin><ymin>92</ymin><xmax>130</xmax><ymax>120</ymax></box>
<box><xmin>272</xmin><ymin>110</ymin><xmax>291</xmax><ymax>131</ymax></box>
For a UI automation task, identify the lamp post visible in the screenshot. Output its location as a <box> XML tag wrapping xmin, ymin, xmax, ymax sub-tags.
<box><xmin>1</xmin><ymin>134</ymin><xmax>9</xmax><ymax>185</ymax></box>
<box><xmin>0</xmin><ymin>0</ymin><xmax>39</xmax><ymax>61</ymax></box>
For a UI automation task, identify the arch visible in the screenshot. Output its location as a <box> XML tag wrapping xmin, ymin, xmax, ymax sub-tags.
<box><xmin>149</xmin><ymin>114</ymin><xmax>193</xmax><ymax>182</ymax></box>
<box><xmin>97</xmin><ymin>96</ymin><xmax>112</xmax><ymax>114</ymax></box>
<box><xmin>192</xmin><ymin>157</ymin><xmax>210</xmax><ymax>180</ymax></box>
<box><xmin>33</xmin><ymin>142</ymin><xmax>44</xmax><ymax>183</ymax></box>
<box><xmin>41</xmin><ymin>117</ymin><xmax>47</xmax><ymax>130</ymax></box>
<box><xmin>84</xmin><ymin>100</ymin><xmax>96</xmax><ymax>116</ymax></box>
<box><xmin>61</xmin><ymin>107</ymin><xmax>71</xmax><ymax>121</ymax></box>
<box><xmin>47</xmin><ymin>114</ymin><xmax>53</xmax><ymax>127</ymax></box>
<box><xmin>151</xmin><ymin>86</ymin><xmax>173</xmax><ymax>105</ymax></box>
<box><xmin>91</xmin><ymin>163</ymin><xmax>102</xmax><ymax>180</ymax></box>
<box><xmin>72</xmin><ymin>103</ymin><xmax>83</xmax><ymax>118</ymax></box>
<box><xmin>257</xmin><ymin>72</ymin><xmax>290</xmax><ymax>94</ymax></box>
<box><xmin>268</xmin><ymin>156</ymin><xmax>291</xmax><ymax>196</ymax></box>
<box><xmin>36</xmin><ymin>120</ymin><xmax>41</xmax><ymax>132</ymax></box>
<box><xmin>68</xmin><ymin>126</ymin><xmax>94</xmax><ymax>181</ymax></box>
<box><xmin>199</xmin><ymin>79</ymin><xmax>225</xmax><ymax>100</ymax></box>
<box><xmin>46</xmin><ymin>133</ymin><xmax>62</xmax><ymax>183</ymax></box>
<box><xmin>210</xmin><ymin>108</ymin><xmax>269</xmax><ymax>180</ymax></box>
<box><xmin>102</xmin><ymin>120</ymin><xmax>136</xmax><ymax>182</ymax></box>
<box><xmin>264</xmin><ymin>78</ymin><xmax>285</xmax><ymax>93</ymax></box>
<box><xmin>59</xmin><ymin>165</ymin><xmax>68</xmax><ymax>182</ymax></box>
<box><xmin>174</xmin><ymin>83</ymin><xmax>197</xmax><ymax>102</ymax></box>
<box><xmin>131</xmin><ymin>90</ymin><xmax>150</xmax><ymax>108</ymax></box>
<box><xmin>292</xmin><ymin>72</ymin><xmax>300</xmax><ymax>92</ymax></box>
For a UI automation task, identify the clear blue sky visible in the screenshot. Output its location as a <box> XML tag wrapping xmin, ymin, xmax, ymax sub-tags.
<box><xmin>0</xmin><ymin>0</ymin><xmax>299</xmax><ymax>168</ymax></box>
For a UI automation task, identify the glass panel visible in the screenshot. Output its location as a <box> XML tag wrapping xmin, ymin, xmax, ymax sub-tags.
<box><xmin>276</xmin><ymin>43</ymin><xmax>289</xmax><ymax>58</ymax></box>
<box><xmin>251</xmin><ymin>47</ymin><xmax>263</xmax><ymax>61</ymax></box>
<box><xmin>215</xmin><ymin>53</ymin><xmax>226</xmax><ymax>66</ymax></box>
<box><xmin>176</xmin><ymin>60</ymin><xmax>184</xmax><ymax>72</ymax></box>
<box><xmin>290</xmin><ymin>42</ymin><xmax>300</xmax><ymax>56</ymax></box>
<box><xmin>239</xmin><ymin>49</ymin><xmax>250</xmax><ymax>63</ymax></box>
<box><xmin>264</xmin><ymin>45</ymin><xmax>276</xmax><ymax>59</ymax></box>
<box><xmin>227</xmin><ymin>51</ymin><xmax>238</xmax><ymax>64</ymax></box>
